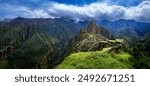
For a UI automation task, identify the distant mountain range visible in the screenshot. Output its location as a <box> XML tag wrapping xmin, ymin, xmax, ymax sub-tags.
<box><xmin>0</xmin><ymin>17</ymin><xmax>150</xmax><ymax>69</ymax></box>
<box><xmin>98</xmin><ymin>19</ymin><xmax>150</xmax><ymax>36</ymax></box>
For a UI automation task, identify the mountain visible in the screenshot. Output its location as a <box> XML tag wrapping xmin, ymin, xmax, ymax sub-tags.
<box><xmin>126</xmin><ymin>32</ymin><xmax>150</xmax><ymax>69</ymax></box>
<box><xmin>0</xmin><ymin>17</ymin><xmax>87</xmax><ymax>68</ymax></box>
<box><xmin>56</xmin><ymin>20</ymin><xmax>133</xmax><ymax>69</ymax></box>
<box><xmin>114</xmin><ymin>28</ymin><xmax>139</xmax><ymax>45</ymax></box>
<box><xmin>87</xmin><ymin>20</ymin><xmax>114</xmax><ymax>39</ymax></box>
<box><xmin>62</xmin><ymin>20</ymin><xmax>119</xmax><ymax>56</ymax></box>
<box><xmin>97</xmin><ymin>19</ymin><xmax>150</xmax><ymax>44</ymax></box>
<box><xmin>98</xmin><ymin>19</ymin><xmax>150</xmax><ymax>36</ymax></box>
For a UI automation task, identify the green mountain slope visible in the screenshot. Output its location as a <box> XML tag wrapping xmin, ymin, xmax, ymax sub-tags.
<box><xmin>0</xmin><ymin>17</ymin><xmax>85</xmax><ymax>68</ymax></box>
<box><xmin>56</xmin><ymin>47</ymin><xmax>133</xmax><ymax>69</ymax></box>
<box><xmin>129</xmin><ymin>32</ymin><xmax>150</xmax><ymax>68</ymax></box>
<box><xmin>7</xmin><ymin>32</ymin><xmax>52</xmax><ymax>68</ymax></box>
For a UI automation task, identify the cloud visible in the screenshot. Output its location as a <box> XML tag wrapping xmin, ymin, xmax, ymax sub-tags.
<box><xmin>47</xmin><ymin>2</ymin><xmax>126</xmax><ymax>21</ymax></box>
<box><xmin>46</xmin><ymin>1</ymin><xmax>150</xmax><ymax>22</ymax></box>
<box><xmin>0</xmin><ymin>4</ymin><xmax>51</xmax><ymax>19</ymax></box>
<box><xmin>0</xmin><ymin>0</ymin><xmax>150</xmax><ymax>23</ymax></box>
<box><xmin>125</xmin><ymin>1</ymin><xmax>150</xmax><ymax>22</ymax></box>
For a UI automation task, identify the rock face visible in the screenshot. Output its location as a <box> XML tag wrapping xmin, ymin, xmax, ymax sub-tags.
<box><xmin>0</xmin><ymin>21</ymin><xmax>35</xmax><ymax>60</ymax></box>
<box><xmin>87</xmin><ymin>20</ymin><xmax>114</xmax><ymax>39</ymax></box>
<box><xmin>62</xmin><ymin>20</ymin><xmax>125</xmax><ymax>57</ymax></box>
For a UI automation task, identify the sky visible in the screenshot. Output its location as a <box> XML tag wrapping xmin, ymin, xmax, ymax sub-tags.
<box><xmin>0</xmin><ymin>0</ymin><xmax>150</xmax><ymax>23</ymax></box>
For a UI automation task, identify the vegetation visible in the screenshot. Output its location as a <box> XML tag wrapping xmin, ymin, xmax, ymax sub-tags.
<box><xmin>7</xmin><ymin>32</ymin><xmax>52</xmax><ymax>68</ymax></box>
<box><xmin>0</xmin><ymin>17</ymin><xmax>82</xmax><ymax>69</ymax></box>
<box><xmin>129</xmin><ymin>42</ymin><xmax>150</xmax><ymax>69</ymax></box>
<box><xmin>56</xmin><ymin>48</ymin><xmax>133</xmax><ymax>69</ymax></box>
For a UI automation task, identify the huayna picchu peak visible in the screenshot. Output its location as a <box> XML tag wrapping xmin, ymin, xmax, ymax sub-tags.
<box><xmin>87</xmin><ymin>20</ymin><xmax>99</xmax><ymax>33</ymax></box>
<box><xmin>87</xmin><ymin>20</ymin><xmax>114</xmax><ymax>39</ymax></box>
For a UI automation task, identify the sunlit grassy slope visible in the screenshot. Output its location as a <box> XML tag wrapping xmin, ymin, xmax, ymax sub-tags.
<box><xmin>56</xmin><ymin>48</ymin><xmax>133</xmax><ymax>69</ymax></box>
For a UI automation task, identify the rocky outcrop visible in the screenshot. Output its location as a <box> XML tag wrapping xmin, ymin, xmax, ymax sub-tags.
<box><xmin>0</xmin><ymin>40</ymin><xmax>19</xmax><ymax>60</ymax></box>
<box><xmin>87</xmin><ymin>20</ymin><xmax>114</xmax><ymax>39</ymax></box>
<box><xmin>0</xmin><ymin>24</ymin><xmax>35</xmax><ymax>60</ymax></box>
<box><xmin>19</xmin><ymin>25</ymin><xmax>35</xmax><ymax>41</ymax></box>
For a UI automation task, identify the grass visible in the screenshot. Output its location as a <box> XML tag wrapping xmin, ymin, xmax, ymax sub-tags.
<box><xmin>108</xmin><ymin>39</ymin><xmax>124</xmax><ymax>43</ymax></box>
<box><xmin>115</xmin><ymin>39</ymin><xmax>124</xmax><ymax>42</ymax></box>
<box><xmin>56</xmin><ymin>48</ymin><xmax>133</xmax><ymax>69</ymax></box>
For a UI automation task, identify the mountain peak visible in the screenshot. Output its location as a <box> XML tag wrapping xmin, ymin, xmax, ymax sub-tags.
<box><xmin>86</xmin><ymin>20</ymin><xmax>114</xmax><ymax>39</ymax></box>
<box><xmin>11</xmin><ymin>17</ymin><xmax>26</xmax><ymax>22</ymax></box>
<box><xmin>87</xmin><ymin>20</ymin><xmax>99</xmax><ymax>33</ymax></box>
<box><xmin>14</xmin><ymin>17</ymin><xmax>25</xmax><ymax>20</ymax></box>
<box><xmin>88</xmin><ymin>20</ymin><xmax>98</xmax><ymax>30</ymax></box>
<box><xmin>89</xmin><ymin>20</ymin><xmax>97</xmax><ymax>25</ymax></box>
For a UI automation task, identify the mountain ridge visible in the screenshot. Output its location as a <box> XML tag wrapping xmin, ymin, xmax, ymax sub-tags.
<box><xmin>0</xmin><ymin>17</ymin><xmax>88</xmax><ymax>68</ymax></box>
